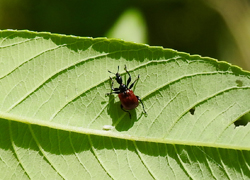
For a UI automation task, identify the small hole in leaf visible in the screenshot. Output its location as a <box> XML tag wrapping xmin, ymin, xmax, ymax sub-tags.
<box><xmin>189</xmin><ymin>107</ymin><xmax>195</xmax><ymax>115</ymax></box>
<box><xmin>235</xmin><ymin>80</ymin><xmax>243</xmax><ymax>87</ymax></box>
<box><xmin>234</xmin><ymin>113</ymin><xmax>250</xmax><ymax>127</ymax></box>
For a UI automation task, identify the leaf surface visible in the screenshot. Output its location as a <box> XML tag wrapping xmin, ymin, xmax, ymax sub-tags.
<box><xmin>0</xmin><ymin>30</ymin><xmax>250</xmax><ymax>179</ymax></box>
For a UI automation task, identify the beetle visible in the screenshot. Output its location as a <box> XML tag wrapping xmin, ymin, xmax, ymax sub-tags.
<box><xmin>106</xmin><ymin>65</ymin><xmax>147</xmax><ymax>118</ymax></box>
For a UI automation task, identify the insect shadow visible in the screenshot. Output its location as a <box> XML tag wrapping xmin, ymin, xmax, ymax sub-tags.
<box><xmin>106</xmin><ymin>93</ymin><xmax>142</xmax><ymax>131</ymax></box>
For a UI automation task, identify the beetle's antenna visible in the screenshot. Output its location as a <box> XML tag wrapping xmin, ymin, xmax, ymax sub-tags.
<box><xmin>108</xmin><ymin>66</ymin><xmax>119</xmax><ymax>75</ymax></box>
<box><xmin>108</xmin><ymin>70</ymin><xmax>115</xmax><ymax>75</ymax></box>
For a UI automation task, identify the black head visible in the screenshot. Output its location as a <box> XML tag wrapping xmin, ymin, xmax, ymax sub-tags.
<box><xmin>119</xmin><ymin>83</ymin><xmax>127</xmax><ymax>93</ymax></box>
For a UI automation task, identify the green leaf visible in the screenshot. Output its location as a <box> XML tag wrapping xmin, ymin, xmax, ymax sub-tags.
<box><xmin>1</xmin><ymin>30</ymin><xmax>250</xmax><ymax>179</ymax></box>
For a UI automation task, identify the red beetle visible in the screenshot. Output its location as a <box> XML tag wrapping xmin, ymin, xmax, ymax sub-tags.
<box><xmin>106</xmin><ymin>65</ymin><xmax>147</xmax><ymax>118</ymax></box>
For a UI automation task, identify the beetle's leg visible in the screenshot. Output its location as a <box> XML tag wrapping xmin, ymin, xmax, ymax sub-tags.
<box><xmin>108</xmin><ymin>76</ymin><xmax>119</xmax><ymax>91</ymax></box>
<box><xmin>106</xmin><ymin>91</ymin><xmax>120</xmax><ymax>96</ymax></box>
<box><xmin>129</xmin><ymin>74</ymin><xmax>139</xmax><ymax>89</ymax></box>
<box><xmin>136</xmin><ymin>96</ymin><xmax>147</xmax><ymax>114</ymax></box>
<box><xmin>109</xmin><ymin>76</ymin><xmax>115</xmax><ymax>89</ymax></box>
<box><xmin>106</xmin><ymin>76</ymin><xmax>120</xmax><ymax>96</ymax></box>
<box><xmin>124</xmin><ymin>65</ymin><xmax>131</xmax><ymax>87</ymax></box>
<box><xmin>121</xmin><ymin>104</ymin><xmax>131</xmax><ymax>119</ymax></box>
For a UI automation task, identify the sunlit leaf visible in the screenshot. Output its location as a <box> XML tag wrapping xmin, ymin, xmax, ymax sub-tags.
<box><xmin>0</xmin><ymin>30</ymin><xmax>250</xmax><ymax>179</ymax></box>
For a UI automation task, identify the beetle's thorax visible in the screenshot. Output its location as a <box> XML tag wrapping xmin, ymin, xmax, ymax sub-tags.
<box><xmin>119</xmin><ymin>84</ymin><xmax>128</xmax><ymax>93</ymax></box>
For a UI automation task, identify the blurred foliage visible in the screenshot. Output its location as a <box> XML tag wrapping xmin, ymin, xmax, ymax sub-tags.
<box><xmin>0</xmin><ymin>0</ymin><xmax>250</xmax><ymax>70</ymax></box>
<box><xmin>106</xmin><ymin>8</ymin><xmax>148</xmax><ymax>43</ymax></box>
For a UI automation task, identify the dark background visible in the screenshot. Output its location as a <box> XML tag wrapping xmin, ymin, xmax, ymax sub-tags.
<box><xmin>0</xmin><ymin>0</ymin><xmax>249</xmax><ymax>70</ymax></box>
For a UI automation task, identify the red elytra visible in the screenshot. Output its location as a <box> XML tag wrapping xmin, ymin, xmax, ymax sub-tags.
<box><xmin>106</xmin><ymin>65</ymin><xmax>146</xmax><ymax>118</ymax></box>
<box><xmin>118</xmin><ymin>89</ymin><xmax>139</xmax><ymax>110</ymax></box>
